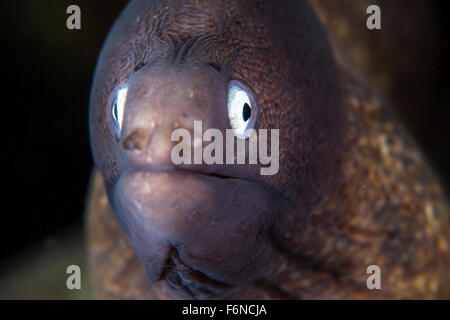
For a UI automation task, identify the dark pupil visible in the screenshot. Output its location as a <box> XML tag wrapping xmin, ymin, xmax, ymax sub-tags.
<box><xmin>242</xmin><ymin>103</ymin><xmax>251</xmax><ymax>122</ymax></box>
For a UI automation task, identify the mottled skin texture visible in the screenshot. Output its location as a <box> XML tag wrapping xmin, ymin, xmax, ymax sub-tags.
<box><xmin>309</xmin><ymin>0</ymin><xmax>443</xmax><ymax>140</ymax></box>
<box><xmin>87</xmin><ymin>0</ymin><xmax>450</xmax><ymax>299</ymax></box>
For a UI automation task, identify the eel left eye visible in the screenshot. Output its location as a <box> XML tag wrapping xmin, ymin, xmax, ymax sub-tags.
<box><xmin>227</xmin><ymin>80</ymin><xmax>258</xmax><ymax>138</ymax></box>
<box><xmin>111</xmin><ymin>86</ymin><xmax>128</xmax><ymax>137</ymax></box>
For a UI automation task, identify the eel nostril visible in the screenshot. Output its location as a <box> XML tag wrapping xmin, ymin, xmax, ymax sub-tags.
<box><xmin>122</xmin><ymin>129</ymin><xmax>147</xmax><ymax>151</ymax></box>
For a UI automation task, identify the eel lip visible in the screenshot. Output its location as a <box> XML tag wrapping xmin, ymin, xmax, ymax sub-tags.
<box><xmin>161</xmin><ymin>247</ymin><xmax>233</xmax><ymax>299</ymax></box>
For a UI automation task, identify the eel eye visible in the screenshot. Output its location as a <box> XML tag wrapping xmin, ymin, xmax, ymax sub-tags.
<box><xmin>227</xmin><ymin>80</ymin><xmax>258</xmax><ymax>139</ymax></box>
<box><xmin>111</xmin><ymin>86</ymin><xmax>128</xmax><ymax>137</ymax></box>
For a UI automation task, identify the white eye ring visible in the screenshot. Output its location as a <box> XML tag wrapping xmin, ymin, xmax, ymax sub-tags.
<box><xmin>111</xmin><ymin>86</ymin><xmax>128</xmax><ymax>137</ymax></box>
<box><xmin>227</xmin><ymin>80</ymin><xmax>257</xmax><ymax>139</ymax></box>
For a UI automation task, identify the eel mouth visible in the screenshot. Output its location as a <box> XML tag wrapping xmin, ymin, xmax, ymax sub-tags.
<box><xmin>160</xmin><ymin>247</ymin><xmax>234</xmax><ymax>299</ymax></box>
<box><xmin>128</xmin><ymin>163</ymin><xmax>256</xmax><ymax>182</ymax></box>
<box><xmin>174</xmin><ymin>168</ymin><xmax>242</xmax><ymax>181</ymax></box>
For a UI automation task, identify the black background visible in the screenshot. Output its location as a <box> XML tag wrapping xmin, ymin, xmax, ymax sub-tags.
<box><xmin>0</xmin><ymin>0</ymin><xmax>449</xmax><ymax>265</ymax></box>
<box><xmin>0</xmin><ymin>0</ymin><xmax>129</xmax><ymax>263</ymax></box>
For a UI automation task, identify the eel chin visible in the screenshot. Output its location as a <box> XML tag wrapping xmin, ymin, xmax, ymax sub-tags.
<box><xmin>113</xmin><ymin>169</ymin><xmax>283</xmax><ymax>297</ymax></box>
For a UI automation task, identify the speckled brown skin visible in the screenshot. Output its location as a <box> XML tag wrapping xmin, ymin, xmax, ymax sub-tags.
<box><xmin>266</xmin><ymin>55</ymin><xmax>450</xmax><ymax>299</ymax></box>
<box><xmin>87</xmin><ymin>0</ymin><xmax>450</xmax><ymax>299</ymax></box>
<box><xmin>309</xmin><ymin>0</ymin><xmax>443</xmax><ymax>140</ymax></box>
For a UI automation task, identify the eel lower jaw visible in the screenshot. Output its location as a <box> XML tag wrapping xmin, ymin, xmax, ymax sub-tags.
<box><xmin>113</xmin><ymin>168</ymin><xmax>245</xmax><ymax>288</ymax></box>
<box><xmin>113</xmin><ymin>167</ymin><xmax>290</xmax><ymax>295</ymax></box>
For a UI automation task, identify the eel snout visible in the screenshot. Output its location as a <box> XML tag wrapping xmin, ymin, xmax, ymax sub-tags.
<box><xmin>118</xmin><ymin>60</ymin><xmax>227</xmax><ymax>169</ymax></box>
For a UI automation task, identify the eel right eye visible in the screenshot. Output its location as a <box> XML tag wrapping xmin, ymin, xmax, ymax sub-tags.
<box><xmin>111</xmin><ymin>86</ymin><xmax>128</xmax><ymax>137</ymax></box>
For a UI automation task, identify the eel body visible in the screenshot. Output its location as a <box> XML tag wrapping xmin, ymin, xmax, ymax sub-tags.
<box><xmin>87</xmin><ymin>0</ymin><xmax>450</xmax><ymax>299</ymax></box>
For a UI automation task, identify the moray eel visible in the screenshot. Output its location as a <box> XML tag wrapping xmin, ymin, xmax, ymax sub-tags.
<box><xmin>87</xmin><ymin>0</ymin><xmax>450</xmax><ymax>299</ymax></box>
